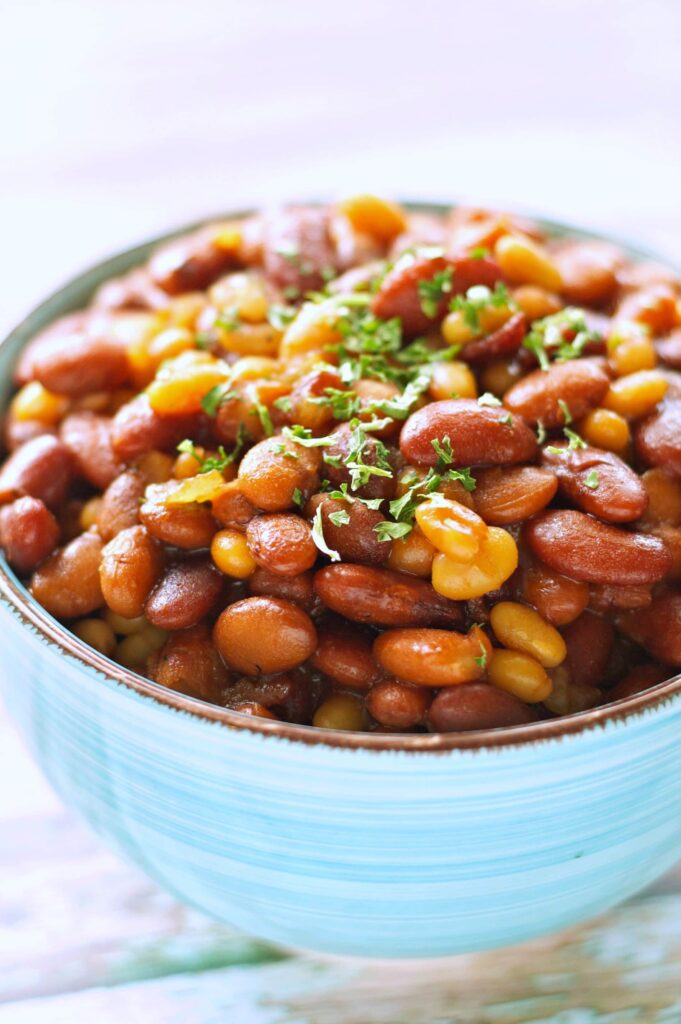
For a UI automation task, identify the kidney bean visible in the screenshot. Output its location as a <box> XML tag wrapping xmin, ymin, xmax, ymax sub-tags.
<box><xmin>60</xmin><ymin>412</ymin><xmax>123</xmax><ymax>490</ymax></box>
<box><xmin>0</xmin><ymin>497</ymin><xmax>59</xmax><ymax>574</ymax></box>
<box><xmin>99</xmin><ymin>525</ymin><xmax>164</xmax><ymax>619</ymax></box>
<box><xmin>238</xmin><ymin>436</ymin><xmax>321</xmax><ymax>511</ymax></box>
<box><xmin>287</xmin><ymin>368</ymin><xmax>344</xmax><ymax>433</ymax></box>
<box><xmin>211</xmin><ymin>482</ymin><xmax>257</xmax><ymax>532</ymax></box>
<box><xmin>635</xmin><ymin>400</ymin><xmax>681</xmax><ymax>477</ymax></box>
<box><xmin>525</xmin><ymin>510</ymin><xmax>671</xmax><ymax>586</ymax></box>
<box><xmin>589</xmin><ymin>583</ymin><xmax>652</xmax><ymax>612</ymax></box>
<box><xmin>608</xmin><ymin>663</ymin><xmax>669</xmax><ymax>702</ymax></box>
<box><xmin>30</xmin><ymin>530</ymin><xmax>104</xmax><ymax>618</ymax></box>
<box><xmin>15</xmin><ymin>313</ymin><xmax>87</xmax><ymax>384</ymax></box>
<box><xmin>146</xmin><ymin>555</ymin><xmax>224</xmax><ymax>630</ymax></box>
<box><xmin>214</xmin><ymin>596</ymin><xmax>317</xmax><ymax>675</ymax></box>
<box><xmin>541</xmin><ymin>445</ymin><xmax>647</xmax><ymax>523</ymax></box>
<box><xmin>504</xmin><ymin>358</ymin><xmax>610</xmax><ymax>427</ymax></box>
<box><xmin>247</xmin><ymin>567</ymin><xmax>315</xmax><ymax>609</ymax></box>
<box><xmin>112</xmin><ymin>394</ymin><xmax>204</xmax><ymax>461</ymax></box>
<box><xmin>261</xmin><ymin>207</ymin><xmax>342</xmax><ymax>294</ymax></box>
<box><xmin>3</xmin><ymin>416</ymin><xmax>55</xmax><ymax>453</ymax></box>
<box><xmin>371</xmin><ymin>251</ymin><xmax>502</xmax><ymax>335</ymax></box>
<box><xmin>307</xmin><ymin>494</ymin><xmax>389</xmax><ymax>564</ymax></box>
<box><xmin>561</xmin><ymin>611</ymin><xmax>614</xmax><ymax>690</ymax></box>
<box><xmin>314</xmin><ymin>564</ymin><xmax>463</xmax><ymax>627</ymax></box>
<box><xmin>617</xmin><ymin>588</ymin><xmax>681</xmax><ymax>666</ymax></box>
<box><xmin>554</xmin><ymin>242</ymin><xmax>621</xmax><ymax>307</ymax></box>
<box><xmin>310</xmin><ymin>618</ymin><xmax>381</xmax><ymax>691</ymax></box>
<box><xmin>24</xmin><ymin>326</ymin><xmax>130</xmax><ymax>397</ymax></box>
<box><xmin>374</xmin><ymin>625</ymin><xmax>491</xmax><ymax>687</ymax></box>
<box><xmin>140</xmin><ymin>481</ymin><xmax>218</xmax><ymax>549</ymax></box>
<box><xmin>367</xmin><ymin>679</ymin><xmax>431</xmax><ymax>729</ymax></box>
<box><xmin>518</xmin><ymin>557</ymin><xmax>590</xmax><ymax>626</ymax></box>
<box><xmin>94</xmin><ymin>268</ymin><xmax>170</xmax><ymax>312</ymax></box>
<box><xmin>0</xmin><ymin>435</ymin><xmax>73</xmax><ymax>509</ymax></box>
<box><xmin>149</xmin><ymin>623</ymin><xmax>230</xmax><ymax>702</ymax></box>
<box><xmin>458</xmin><ymin>313</ymin><xmax>527</xmax><ymax>364</ymax></box>
<box><xmin>149</xmin><ymin>228</ymin><xmax>240</xmax><ymax>295</ymax></box>
<box><xmin>474</xmin><ymin>466</ymin><xmax>557</xmax><ymax>525</ymax></box>
<box><xmin>97</xmin><ymin>470</ymin><xmax>146</xmax><ymax>541</ymax></box>
<box><xmin>246</xmin><ymin>513</ymin><xmax>317</xmax><ymax>576</ymax></box>
<box><xmin>225</xmin><ymin>669</ymin><xmax>323</xmax><ymax>724</ymax></box>
<box><xmin>616</xmin><ymin>283</ymin><xmax>678</xmax><ymax>335</ymax></box>
<box><xmin>323</xmin><ymin>423</ymin><xmax>398</xmax><ymax>501</ymax></box>
<box><xmin>400</xmin><ymin>398</ymin><xmax>537</xmax><ymax>468</ymax></box>
<box><xmin>647</xmin><ymin>524</ymin><xmax>681</xmax><ymax>581</ymax></box>
<box><xmin>427</xmin><ymin>682</ymin><xmax>536</xmax><ymax>732</ymax></box>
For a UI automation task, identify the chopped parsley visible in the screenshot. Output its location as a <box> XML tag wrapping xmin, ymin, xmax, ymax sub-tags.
<box><xmin>273</xmin><ymin>395</ymin><xmax>293</xmax><ymax>414</ymax></box>
<box><xmin>473</xmin><ymin>637</ymin><xmax>489</xmax><ymax>669</ymax></box>
<box><xmin>268</xmin><ymin>304</ymin><xmax>297</xmax><ymax>331</ymax></box>
<box><xmin>449</xmin><ymin>282</ymin><xmax>510</xmax><ymax>332</ymax></box>
<box><xmin>311</xmin><ymin>503</ymin><xmax>341</xmax><ymax>562</ymax></box>
<box><xmin>446</xmin><ymin>467</ymin><xmax>477</xmax><ymax>492</ymax></box>
<box><xmin>470</xmin><ymin>246</ymin><xmax>490</xmax><ymax>260</ymax></box>
<box><xmin>545</xmin><ymin>427</ymin><xmax>588</xmax><ymax>454</ymax></box>
<box><xmin>524</xmin><ymin>308</ymin><xmax>602</xmax><ymax>371</ymax></box>
<box><xmin>536</xmin><ymin>420</ymin><xmax>547</xmax><ymax>445</ymax></box>
<box><xmin>328</xmin><ymin>508</ymin><xmax>351</xmax><ymax>527</ymax></box>
<box><xmin>418</xmin><ymin>266</ymin><xmax>454</xmax><ymax>318</ymax></box>
<box><xmin>282</xmin><ymin>425</ymin><xmax>334</xmax><ymax>448</ymax></box>
<box><xmin>395</xmin><ymin>339</ymin><xmax>462</xmax><ymax>365</ymax></box>
<box><xmin>374</xmin><ymin>520</ymin><xmax>412</xmax><ymax>542</ymax></box>
<box><xmin>214</xmin><ymin>308</ymin><xmax>242</xmax><ymax>333</ymax></box>
<box><xmin>292</xmin><ymin>487</ymin><xmax>305</xmax><ymax>508</ymax></box>
<box><xmin>177</xmin><ymin>428</ymin><xmax>245</xmax><ymax>473</ymax></box>
<box><xmin>477</xmin><ymin>392</ymin><xmax>502</xmax><ymax>407</ymax></box>
<box><xmin>362</xmin><ymin>374</ymin><xmax>430</xmax><ymax>421</ymax></box>
<box><xmin>431</xmin><ymin>435</ymin><xmax>454</xmax><ymax>466</ymax></box>
<box><xmin>584</xmin><ymin>470</ymin><xmax>600</xmax><ymax>490</ymax></box>
<box><xmin>201</xmin><ymin>382</ymin><xmax>239</xmax><ymax>416</ymax></box>
<box><xmin>344</xmin><ymin>420</ymin><xmax>393</xmax><ymax>490</ymax></box>
<box><xmin>252</xmin><ymin>401</ymin><xmax>274</xmax><ymax>437</ymax></box>
<box><xmin>557</xmin><ymin>399</ymin><xmax>573</xmax><ymax>424</ymax></box>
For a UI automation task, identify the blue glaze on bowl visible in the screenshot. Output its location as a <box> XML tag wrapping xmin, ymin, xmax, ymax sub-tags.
<box><xmin>1</xmin><ymin>209</ymin><xmax>680</xmax><ymax>958</ymax></box>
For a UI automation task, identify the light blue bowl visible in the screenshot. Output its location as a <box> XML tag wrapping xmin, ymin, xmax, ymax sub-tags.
<box><xmin>1</xmin><ymin>208</ymin><xmax>681</xmax><ymax>958</ymax></box>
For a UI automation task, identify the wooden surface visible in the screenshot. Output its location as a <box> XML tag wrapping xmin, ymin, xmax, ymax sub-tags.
<box><xmin>1</xmin><ymin>701</ymin><xmax>680</xmax><ymax>1023</ymax></box>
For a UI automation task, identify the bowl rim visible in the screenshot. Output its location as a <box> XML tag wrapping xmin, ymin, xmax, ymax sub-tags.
<box><xmin>1</xmin><ymin>200</ymin><xmax>680</xmax><ymax>753</ymax></box>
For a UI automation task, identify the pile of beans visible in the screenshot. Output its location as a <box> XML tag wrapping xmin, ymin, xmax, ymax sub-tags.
<box><xmin>1</xmin><ymin>196</ymin><xmax>680</xmax><ymax>732</ymax></box>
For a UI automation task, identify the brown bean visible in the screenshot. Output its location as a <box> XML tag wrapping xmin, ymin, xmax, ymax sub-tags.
<box><xmin>3</xmin><ymin>417</ymin><xmax>55</xmax><ymax>453</ymax></box>
<box><xmin>238</xmin><ymin>436</ymin><xmax>321</xmax><ymax>511</ymax></box>
<box><xmin>308</xmin><ymin>494</ymin><xmax>389</xmax><ymax>564</ymax></box>
<box><xmin>541</xmin><ymin>444</ymin><xmax>647</xmax><ymax>523</ymax></box>
<box><xmin>458</xmin><ymin>312</ymin><xmax>527</xmax><ymax>364</ymax></box>
<box><xmin>371</xmin><ymin>252</ymin><xmax>502</xmax><ymax>335</ymax></box>
<box><xmin>367</xmin><ymin>679</ymin><xmax>431</xmax><ymax>729</ymax></box>
<box><xmin>0</xmin><ymin>435</ymin><xmax>73</xmax><ymax>509</ymax></box>
<box><xmin>212</xmin><ymin>482</ymin><xmax>257</xmax><ymax>531</ymax></box>
<box><xmin>554</xmin><ymin>242</ymin><xmax>620</xmax><ymax>307</ymax></box>
<box><xmin>146</xmin><ymin>555</ymin><xmax>224</xmax><ymax>630</ymax></box>
<box><xmin>149</xmin><ymin>623</ymin><xmax>230</xmax><ymax>702</ymax></box>
<box><xmin>314</xmin><ymin>564</ymin><xmax>463</xmax><ymax>627</ymax></box>
<box><xmin>474</xmin><ymin>466</ymin><xmax>557</xmax><ymax>525</ymax></box>
<box><xmin>310</xmin><ymin>619</ymin><xmax>381</xmax><ymax>691</ymax></box>
<box><xmin>25</xmin><ymin>327</ymin><xmax>130</xmax><ymax>397</ymax></box>
<box><xmin>100</xmin><ymin>525</ymin><xmax>164</xmax><ymax>619</ymax></box>
<box><xmin>400</xmin><ymin>398</ymin><xmax>537</xmax><ymax>468</ymax></box>
<box><xmin>616</xmin><ymin>283</ymin><xmax>678</xmax><ymax>335</ymax></box>
<box><xmin>323</xmin><ymin>423</ymin><xmax>398</xmax><ymax>501</ymax></box>
<box><xmin>247</xmin><ymin>567</ymin><xmax>315</xmax><ymax>609</ymax></box>
<box><xmin>616</xmin><ymin>587</ymin><xmax>681</xmax><ymax>666</ymax></box>
<box><xmin>246</xmin><ymin>514</ymin><xmax>317</xmax><ymax>576</ymax></box>
<box><xmin>94</xmin><ymin>268</ymin><xmax>169</xmax><ymax>312</ymax></box>
<box><xmin>519</xmin><ymin>557</ymin><xmax>590</xmax><ymax>626</ymax></box>
<box><xmin>561</xmin><ymin>611</ymin><xmax>614</xmax><ymax>690</ymax></box>
<box><xmin>112</xmin><ymin>394</ymin><xmax>204</xmax><ymax>461</ymax></box>
<box><xmin>15</xmin><ymin>312</ymin><xmax>90</xmax><ymax>385</ymax></box>
<box><xmin>635</xmin><ymin>400</ymin><xmax>681</xmax><ymax>477</ymax></box>
<box><xmin>30</xmin><ymin>530</ymin><xmax>104</xmax><ymax>618</ymax></box>
<box><xmin>373</xmin><ymin>626</ymin><xmax>491</xmax><ymax>686</ymax></box>
<box><xmin>427</xmin><ymin>682</ymin><xmax>536</xmax><ymax>732</ymax></box>
<box><xmin>225</xmin><ymin>670</ymin><xmax>322</xmax><ymax>724</ymax></box>
<box><xmin>0</xmin><ymin>497</ymin><xmax>60</xmax><ymax>574</ymax></box>
<box><xmin>214</xmin><ymin>596</ymin><xmax>317</xmax><ymax>675</ymax></box>
<box><xmin>608</xmin><ymin>664</ymin><xmax>669</xmax><ymax>702</ymax></box>
<box><xmin>589</xmin><ymin>583</ymin><xmax>652</xmax><ymax>612</ymax></box>
<box><xmin>525</xmin><ymin>510</ymin><xmax>671</xmax><ymax>586</ymax></box>
<box><xmin>140</xmin><ymin>481</ymin><xmax>218</xmax><ymax>549</ymax></box>
<box><xmin>60</xmin><ymin>412</ymin><xmax>123</xmax><ymax>490</ymax></box>
<box><xmin>504</xmin><ymin>358</ymin><xmax>610</xmax><ymax>427</ymax></box>
<box><xmin>149</xmin><ymin>228</ymin><xmax>240</xmax><ymax>295</ymax></box>
<box><xmin>656</xmin><ymin>328</ymin><xmax>681</xmax><ymax>369</ymax></box>
<box><xmin>97</xmin><ymin>470</ymin><xmax>146</xmax><ymax>541</ymax></box>
<box><xmin>288</xmin><ymin>368</ymin><xmax>344</xmax><ymax>433</ymax></box>
<box><xmin>262</xmin><ymin>207</ymin><xmax>341</xmax><ymax>293</ymax></box>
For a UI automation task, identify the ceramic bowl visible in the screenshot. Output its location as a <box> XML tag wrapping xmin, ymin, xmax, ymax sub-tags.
<box><xmin>1</xmin><ymin>207</ymin><xmax>681</xmax><ymax>958</ymax></box>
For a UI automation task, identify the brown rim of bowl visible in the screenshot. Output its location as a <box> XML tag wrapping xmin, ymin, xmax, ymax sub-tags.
<box><xmin>1</xmin><ymin>202</ymin><xmax>680</xmax><ymax>753</ymax></box>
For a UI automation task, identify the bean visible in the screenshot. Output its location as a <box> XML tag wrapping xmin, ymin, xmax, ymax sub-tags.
<box><xmin>640</xmin><ymin>468</ymin><xmax>681</xmax><ymax>525</ymax></box>
<box><xmin>3</xmin><ymin>416</ymin><xmax>55</xmax><ymax>453</ymax></box>
<box><xmin>458</xmin><ymin>312</ymin><xmax>527</xmax><ymax>364</ymax></box>
<box><xmin>400</xmin><ymin>398</ymin><xmax>537</xmax><ymax>468</ymax></box>
<box><xmin>541</xmin><ymin>445</ymin><xmax>647</xmax><ymax>523</ymax></box>
<box><xmin>247</xmin><ymin>567</ymin><xmax>315</xmax><ymax>609</ymax></box>
<box><xmin>616</xmin><ymin>283</ymin><xmax>678</xmax><ymax>335</ymax></box>
<box><xmin>608</xmin><ymin>664</ymin><xmax>669</xmax><ymax>702</ymax></box>
<box><xmin>225</xmin><ymin>670</ymin><xmax>322</xmax><ymax>723</ymax></box>
<box><xmin>589</xmin><ymin>583</ymin><xmax>652</xmax><ymax>612</ymax></box>
<box><xmin>238</xmin><ymin>436</ymin><xmax>321</xmax><ymax>511</ymax></box>
<box><xmin>554</xmin><ymin>242</ymin><xmax>620</xmax><ymax>306</ymax></box>
<box><xmin>287</xmin><ymin>368</ymin><xmax>343</xmax><ymax>433</ymax></box>
<box><xmin>525</xmin><ymin>510</ymin><xmax>671</xmax><ymax>585</ymax></box>
<box><xmin>246</xmin><ymin>513</ymin><xmax>317</xmax><ymax>576</ymax></box>
<box><xmin>544</xmin><ymin>666</ymin><xmax>602</xmax><ymax>715</ymax></box>
<box><xmin>30</xmin><ymin>530</ymin><xmax>104</xmax><ymax>618</ymax></box>
<box><xmin>324</xmin><ymin>423</ymin><xmax>398</xmax><ymax>501</ymax></box>
<box><xmin>366</xmin><ymin>680</ymin><xmax>431</xmax><ymax>729</ymax></box>
<box><xmin>97</xmin><ymin>470</ymin><xmax>146</xmax><ymax>541</ymax></box>
<box><xmin>140</xmin><ymin>481</ymin><xmax>218</xmax><ymax>549</ymax></box>
<box><xmin>60</xmin><ymin>412</ymin><xmax>123</xmax><ymax>490</ymax></box>
<box><xmin>263</xmin><ymin>207</ymin><xmax>341</xmax><ymax>293</ymax></box>
<box><xmin>431</xmin><ymin>526</ymin><xmax>518</xmax><ymax>600</ymax></box>
<box><xmin>616</xmin><ymin>587</ymin><xmax>681</xmax><ymax>666</ymax></box>
<box><xmin>212</xmin><ymin>482</ymin><xmax>257</xmax><ymax>531</ymax></box>
<box><xmin>150</xmin><ymin>623</ymin><xmax>231</xmax><ymax>702</ymax></box>
<box><xmin>656</xmin><ymin>328</ymin><xmax>681</xmax><ymax>369</ymax></box>
<box><xmin>72</xmin><ymin>617</ymin><xmax>117</xmax><ymax>656</ymax></box>
<box><xmin>144</xmin><ymin>556</ymin><xmax>223</xmax><ymax>630</ymax></box>
<box><xmin>314</xmin><ymin>564</ymin><xmax>463</xmax><ymax>627</ymax></box>
<box><xmin>473</xmin><ymin>466</ymin><xmax>558</xmax><ymax>525</ymax></box>
<box><xmin>313</xmin><ymin>692</ymin><xmax>366</xmax><ymax>731</ymax></box>
<box><xmin>0</xmin><ymin>497</ymin><xmax>60</xmax><ymax>574</ymax></box>
<box><xmin>561</xmin><ymin>611</ymin><xmax>614</xmax><ymax>690</ymax></box>
<box><xmin>214</xmin><ymin>596</ymin><xmax>317</xmax><ymax>675</ymax></box>
<box><xmin>25</xmin><ymin>326</ymin><xmax>130</xmax><ymax>397</ymax></box>
<box><xmin>635</xmin><ymin>400</ymin><xmax>681</xmax><ymax>477</ymax></box>
<box><xmin>149</xmin><ymin>227</ymin><xmax>239</xmax><ymax>295</ymax></box>
<box><xmin>371</xmin><ymin>252</ymin><xmax>502</xmax><ymax>335</ymax></box>
<box><xmin>519</xmin><ymin>558</ymin><xmax>589</xmax><ymax>626</ymax></box>
<box><xmin>503</xmin><ymin>358</ymin><xmax>610</xmax><ymax>427</ymax></box>
<box><xmin>0</xmin><ymin>435</ymin><xmax>73</xmax><ymax>508</ymax></box>
<box><xmin>307</xmin><ymin>494</ymin><xmax>389</xmax><ymax>565</ymax></box>
<box><xmin>490</xmin><ymin>601</ymin><xmax>566</xmax><ymax>668</ymax></box>
<box><xmin>373</xmin><ymin>625</ymin><xmax>491</xmax><ymax>686</ymax></box>
<box><xmin>94</xmin><ymin>268</ymin><xmax>169</xmax><ymax>312</ymax></box>
<box><xmin>100</xmin><ymin>525</ymin><xmax>164</xmax><ymax>619</ymax></box>
<box><xmin>111</xmin><ymin>394</ymin><xmax>204</xmax><ymax>461</ymax></box>
<box><xmin>427</xmin><ymin>682</ymin><xmax>536</xmax><ymax>732</ymax></box>
<box><xmin>310</xmin><ymin>619</ymin><xmax>381</xmax><ymax>691</ymax></box>
<box><xmin>387</xmin><ymin>527</ymin><xmax>436</xmax><ymax>577</ymax></box>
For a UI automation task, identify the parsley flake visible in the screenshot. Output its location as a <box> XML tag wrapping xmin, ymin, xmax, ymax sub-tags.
<box><xmin>374</xmin><ymin>520</ymin><xmax>412</xmax><ymax>542</ymax></box>
<box><xmin>311</xmin><ymin>504</ymin><xmax>341</xmax><ymax>562</ymax></box>
<box><xmin>201</xmin><ymin>383</ymin><xmax>239</xmax><ymax>417</ymax></box>
<box><xmin>584</xmin><ymin>470</ymin><xmax>600</xmax><ymax>490</ymax></box>
<box><xmin>418</xmin><ymin>266</ymin><xmax>454</xmax><ymax>318</ymax></box>
<box><xmin>431</xmin><ymin>435</ymin><xmax>454</xmax><ymax>466</ymax></box>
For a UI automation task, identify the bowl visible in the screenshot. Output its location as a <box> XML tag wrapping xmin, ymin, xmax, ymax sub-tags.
<box><xmin>1</xmin><ymin>205</ymin><xmax>681</xmax><ymax>958</ymax></box>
